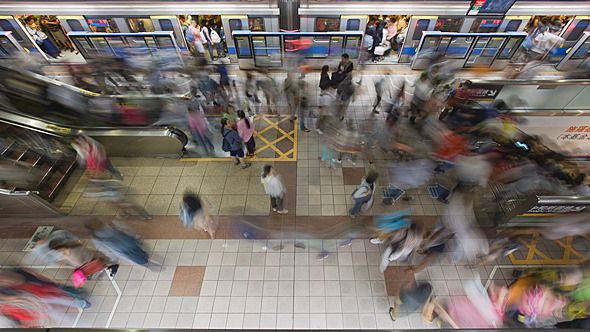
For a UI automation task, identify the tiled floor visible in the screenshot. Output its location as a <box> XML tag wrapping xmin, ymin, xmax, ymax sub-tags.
<box><xmin>6</xmin><ymin>68</ymin><xmax>590</xmax><ymax>329</ymax></box>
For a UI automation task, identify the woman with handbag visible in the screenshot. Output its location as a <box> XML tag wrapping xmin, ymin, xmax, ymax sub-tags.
<box><xmin>24</xmin><ymin>16</ymin><xmax>62</xmax><ymax>59</ymax></box>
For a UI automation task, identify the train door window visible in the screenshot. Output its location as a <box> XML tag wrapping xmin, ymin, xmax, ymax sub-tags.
<box><xmin>155</xmin><ymin>36</ymin><xmax>175</xmax><ymax>50</ymax></box>
<box><xmin>435</xmin><ymin>18</ymin><xmax>463</xmax><ymax>32</ymax></box>
<box><xmin>87</xmin><ymin>18</ymin><xmax>119</xmax><ymax>33</ymax></box>
<box><xmin>498</xmin><ymin>37</ymin><xmax>522</xmax><ymax>58</ymax></box>
<box><xmin>345</xmin><ymin>36</ymin><xmax>360</xmax><ymax>58</ymax></box>
<box><xmin>412</xmin><ymin>19</ymin><xmax>430</xmax><ymax>40</ymax></box>
<box><xmin>158</xmin><ymin>19</ymin><xmax>174</xmax><ymax>31</ymax></box>
<box><xmin>566</xmin><ymin>19</ymin><xmax>590</xmax><ymax>42</ymax></box>
<box><xmin>345</xmin><ymin>19</ymin><xmax>360</xmax><ymax>31</ymax></box>
<box><xmin>447</xmin><ymin>36</ymin><xmax>473</xmax><ymax>58</ymax></box>
<box><xmin>436</xmin><ymin>36</ymin><xmax>451</xmax><ymax>54</ymax></box>
<box><xmin>504</xmin><ymin>20</ymin><xmax>521</xmax><ymax>32</ymax></box>
<box><xmin>126</xmin><ymin>18</ymin><xmax>155</xmax><ymax>33</ymax></box>
<box><xmin>248</xmin><ymin>17</ymin><xmax>265</xmax><ymax>31</ymax></box>
<box><xmin>234</xmin><ymin>36</ymin><xmax>251</xmax><ymax>58</ymax></box>
<box><xmin>571</xmin><ymin>39</ymin><xmax>590</xmax><ymax>59</ymax></box>
<box><xmin>66</xmin><ymin>19</ymin><xmax>85</xmax><ymax>31</ymax></box>
<box><xmin>315</xmin><ymin>17</ymin><xmax>340</xmax><ymax>32</ymax></box>
<box><xmin>329</xmin><ymin>36</ymin><xmax>344</xmax><ymax>55</ymax></box>
<box><xmin>470</xmin><ymin>18</ymin><xmax>502</xmax><ymax>33</ymax></box>
<box><xmin>229</xmin><ymin>19</ymin><xmax>243</xmax><ymax>33</ymax></box>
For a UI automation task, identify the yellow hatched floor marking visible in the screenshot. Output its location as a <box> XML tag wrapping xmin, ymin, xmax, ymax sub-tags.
<box><xmin>509</xmin><ymin>233</ymin><xmax>588</xmax><ymax>265</ymax></box>
<box><xmin>181</xmin><ymin>114</ymin><xmax>298</xmax><ymax>162</ymax></box>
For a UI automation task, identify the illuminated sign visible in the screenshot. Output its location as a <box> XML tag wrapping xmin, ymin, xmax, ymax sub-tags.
<box><xmin>45</xmin><ymin>124</ymin><xmax>71</xmax><ymax>134</ymax></box>
<box><xmin>467</xmin><ymin>0</ymin><xmax>517</xmax><ymax>16</ymax></box>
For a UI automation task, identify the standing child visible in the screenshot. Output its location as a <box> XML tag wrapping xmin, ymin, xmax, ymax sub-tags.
<box><xmin>261</xmin><ymin>164</ymin><xmax>288</xmax><ymax>214</ymax></box>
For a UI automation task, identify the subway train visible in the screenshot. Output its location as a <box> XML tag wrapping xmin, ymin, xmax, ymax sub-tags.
<box><xmin>0</xmin><ymin>0</ymin><xmax>589</xmax><ymax>65</ymax></box>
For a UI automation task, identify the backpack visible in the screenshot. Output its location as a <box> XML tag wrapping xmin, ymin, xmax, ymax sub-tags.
<box><xmin>210</xmin><ymin>30</ymin><xmax>221</xmax><ymax>43</ymax></box>
<box><xmin>185</xmin><ymin>27</ymin><xmax>195</xmax><ymax>42</ymax></box>
<box><xmin>221</xmin><ymin>131</ymin><xmax>231</xmax><ymax>152</ymax></box>
<box><xmin>200</xmin><ymin>28</ymin><xmax>207</xmax><ymax>43</ymax></box>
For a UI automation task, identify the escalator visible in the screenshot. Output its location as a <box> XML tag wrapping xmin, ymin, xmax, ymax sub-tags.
<box><xmin>0</xmin><ymin>63</ymin><xmax>189</xmax><ymax>216</ymax></box>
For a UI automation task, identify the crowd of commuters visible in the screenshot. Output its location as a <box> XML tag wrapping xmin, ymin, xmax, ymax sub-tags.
<box><xmin>2</xmin><ymin>17</ymin><xmax>590</xmax><ymax>327</ymax></box>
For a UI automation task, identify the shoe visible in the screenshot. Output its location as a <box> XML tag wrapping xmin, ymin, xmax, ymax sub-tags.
<box><xmin>316</xmin><ymin>129</ymin><xmax>323</xmax><ymax>135</ymax></box>
<box><xmin>301</xmin><ymin>128</ymin><xmax>310</xmax><ymax>132</ymax></box>
<box><xmin>370</xmin><ymin>238</ymin><xmax>385</xmax><ymax>244</ymax></box>
<box><xmin>261</xmin><ymin>246</ymin><xmax>269</xmax><ymax>251</ymax></box>
<box><xmin>389</xmin><ymin>307</ymin><xmax>396</xmax><ymax>321</ymax></box>
<box><xmin>294</xmin><ymin>242</ymin><xmax>306</xmax><ymax>249</ymax></box>
<box><xmin>346</xmin><ymin>158</ymin><xmax>356</xmax><ymax>166</ymax></box>
<box><xmin>318</xmin><ymin>157</ymin><xmax>326</xmax><ymax>164</ymax></box>
<box><xmin>339</xmin><ymin>239</ymin><xmax>352</xmax><ymax>247</ymax></box>
<box><xmin>272</xmin><ymin>207</ymin><xmax>277</xmax><ymax>212</ymax></box>
<box><xmin>234</xmin><ymin>161</ymin><xmax>240</xmax><ymax>165</ymax></box>
<box><xmin>277</xmin><ymin>209</ymin><xmax>288</xmax><ymax>214</ymax></box>
<box><xmin>107</xmin><ymin>264</ymin><xmax>119</xmax><ymax>277</ymax></box>
<box><xmin>372</xmin><ymin>109</ymin><xmax>380</xmax><ymax>114</ymax></box>
<box><xmin>317</xmin><ymin>252</ymin><xmax>329</xmax><ymax>260</ymax></box>
<box><xmin>332</xmin><ymin>158</ymin><xmax>342</xmax><ymax>164</ymax></box>
<box><xmin>242</xmin><ymin>162</ymin><xmax>252</xmax><ymax>169</ymax></box>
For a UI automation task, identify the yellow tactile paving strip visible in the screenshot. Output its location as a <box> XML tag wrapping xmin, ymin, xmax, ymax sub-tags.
<box><xmin>509</xmin><ymin>233</ymin><xmax>590</xmax><ymax>265</ymax></box>
<box><xmin>181</xmin><ymin>114</ymin><xmax>298</xmax><ymax>162</ymax></box>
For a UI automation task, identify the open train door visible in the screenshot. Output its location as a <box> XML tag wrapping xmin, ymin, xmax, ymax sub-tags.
<box><xmin>0</xmin><ymin>16</ymin><xmax>48</xmax><ymax>63</ymax></box>
<box><xmin>221</xmin><ymin>15</ymin><xmax>248</xmax><ymax>62</ymax></box>
<box><xmin>150</xmin><ymin>16</ymin><xmax>187</xmax><ymax>52</ymax></box>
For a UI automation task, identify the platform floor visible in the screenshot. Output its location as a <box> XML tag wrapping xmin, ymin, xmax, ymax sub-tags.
<box><xmin>3</xmin><ymin>69</ymin><xmax>590</xmax><ymax>329</ymax></box>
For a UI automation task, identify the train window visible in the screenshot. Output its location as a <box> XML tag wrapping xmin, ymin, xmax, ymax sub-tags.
<box><xmin>504</xmin><ymin>20</ymin><xmax>521</xmax><ymax>32</ymax></box>
<box><xmin>345</xmin><ymin>36</ymin><xmax>360</xmax><ymax>58</ymax></box>
<box><xmin>158</xmin><ymin>19</ymin><xmax>174</xmax><ymax>31</ymax></box>
<box><xmin>346</xmin><ymin>19</ymin><xmax>360</xmax><ymax>31</ymax></box>
<box><xmin>126</xmin><ymin>18</ymin><xmax>155</xmax><ymax>33</ymax></box>
<box><xmin>66</xmin><ymin>19</ymin><xmax>85</xmax><ymax>31</ymax></box>
<box><xmin>435</xmin><ymin>18</ymin><xmax>463</xmax><ymax>32</ymax></box>
<box><xmin>498</xmin><ymin>37</ymin><xmax>522</xmax><ymax>59</ymax></box>
<box><xmin>155</xmin><ymin>36</ymin><xmax>175</xmax><ymax>50</ymax></box>
<box><xmin>248</xmin><ymin>17</ymin><xmax>265</xmax><ymax>31</ymax></box>
<box><xmin>234</xmin><ymin>36</ymin><xmax>251</xmax><ymax>58</ymax></box>
<box><xmin>566</xmin><ymin>19</ymin><xmax>590</xmax><ymax>42</ymax></box>
<box><xmin>86</xmin><ymin>18</ymin><xmax>119</xmax><ymax>33</ymax></box>
<box><xmin>229</xmin><ymin>19</ymin><xmax>243</xmax><ymax>33</ymax></box>
<box><xmin>412</xmin><ymin>19</ymin><xmax>430</xmax><ymax>41</ymax></box>
<box><xmin>470</xmin><ymin>18</ymin><xmax>501</xmax><ymax>33</ymax></box>
<box><xmin>315</xmin><ymin>17</ymin><xmax>340</xmax><ymax>32</ymax></box>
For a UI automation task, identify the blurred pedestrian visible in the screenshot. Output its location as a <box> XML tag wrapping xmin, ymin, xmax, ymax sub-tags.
<box><xmin>179</xmin><ymin>191</ymin><xmax>217</xmax><ymax>238</ymax></box>
<box><xmin>261</xmin><ymin>164</ymin><xmax>288</xmax><ymax>214</ymax></box>
<box><xmin>188</xmin><ymin>105</ymin><xmax>214</xmax><ymax>156</ymax></box>
<box><xmin>71</xmin><ymin>134</ymin><xmax>123</xmax><ymax>180</ymax></box>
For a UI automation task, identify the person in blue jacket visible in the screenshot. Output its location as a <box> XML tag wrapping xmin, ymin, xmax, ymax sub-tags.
<box><xmin>221</xmin><ymin>118</ymin><xmax>251</xmax><ymax>169</ymax></box>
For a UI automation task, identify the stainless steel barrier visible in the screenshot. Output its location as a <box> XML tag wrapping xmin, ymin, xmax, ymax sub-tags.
<box><xmin>0</xmin><ymin>189</ymin><xmax>64</xmax><ymax>216</ymax></box>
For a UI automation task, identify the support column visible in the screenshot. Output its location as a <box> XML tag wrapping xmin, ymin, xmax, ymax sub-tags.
<box><xmin>278</xmin><ymin>0</ymin><xmax>300</xmax><ymax>31</ymax></box>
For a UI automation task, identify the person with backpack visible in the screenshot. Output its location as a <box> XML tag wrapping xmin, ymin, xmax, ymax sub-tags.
<box><xmin>261</xmin><ymin>164</ymin><xmax>288</xmax><ymax>214</ymax></box>
<box><xmin>200</xmin><ymin>20</ymin><xmax>215</xmax><ymax>61</ymax></box>
<box><xmin>179</xmin><ymin>191</ymin><xmax>216</xmax><ymax>239</ymax></box>
<box><xmin>350</xmin><ymin>170</ymin><xmax>379</xmax><ymax>218</ymax></box>
<box><xmin>212</xmin><ymin>23</ymin><xmax>225</xmax><ymax>58</ymax></box>
<box><xmin>71</xmin><ymin>134</ymin><xmax>123</xmax><ymax>180</ymax></box>
<box><xmin>221</xmin><ymin>118</ymin><xmax>251</xmax><ymax>169</ymax></box>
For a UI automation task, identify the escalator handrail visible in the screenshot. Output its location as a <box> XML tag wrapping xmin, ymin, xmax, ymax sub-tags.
<box><xmin>0</xmin><ymin>188</ymin><xmax>39</xmax><ymax>196</ymax></box>
<box><xmin>0</xmin><ymin>108</ymin><xmax>189</xmax><ymax>146</ymax></box>
<box><xmin>537</xmin><ymin>196</ymin><xmax>590</xmax><ymax>206</ymax></box>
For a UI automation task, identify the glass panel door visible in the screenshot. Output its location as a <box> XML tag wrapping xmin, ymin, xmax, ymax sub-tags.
<box><xmin>253</xmin><ymin>36</ymin><xmax>281</xmax><ymax>67</ymax></box>
<box><xmin>466</xmin><ymin>36</ymin><xmax>504</xmax><ymax>67</ymax></box>
<box><xmin>447</xmin><ymin>36</ymin><xmax>473</xmax><ymax>58</ymax></box>
<box><xmin>90</xmin><ymin>37</ymin><xmax>114</xmax><ymax>56</ymax></box>
<box><xmin>572</xmin><ymin>39</ymin><xmax>590</xmax><ymax>59</ymax></box>
<box><xmin>329</xmin><ymin>36</ymin><xmax>343</xmax><ymax>56</ymax></box>
<box><xmin>73</xmin><ymin>37</ymin><xmax>98</xmax><ymax>56</ymax></box>
<box><xmin>106</xmin><ymin>36</ymin><xmax>125</xmax><ymax>55</ymax></box>
<box><xmin>498</xmin><ymin>37</ymin><xmax>522</xmax><ymax>59</ymax></box>
<box><xmin>345</xmin><ymin>36</ymin><xmax>360</xmax><ymax>59</ymax></box>
<box><xmin>0</xmin><ymin>36</ymin><xmax>19</xmax><ymax>57</ymax></box>
<box><xmin>305</xmin><ymin>36</ymin><xmax>329</xmax><ymax>58</ymax></box>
